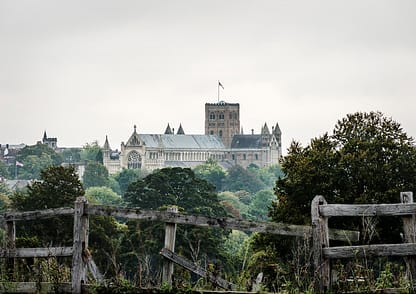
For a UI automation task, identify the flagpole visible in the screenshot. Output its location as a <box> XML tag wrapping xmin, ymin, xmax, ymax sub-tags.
<box><xmin>217</xmin><ymin>80</ymin><xmax>220</xmax><ymax>103</ymax></box>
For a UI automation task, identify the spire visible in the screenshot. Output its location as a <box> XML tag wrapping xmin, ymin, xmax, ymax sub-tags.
<box><xmin>164</xmin><ymin>123</ymin><xmax>173</xmax><ymax>134</ymax></box>
<box><xmin>273</xmin><ymin>122</ymin><xmax>281</xmax><ymax>135</ymax></box>
<box><xmin>43</xmin><ymin>130</ymin><xmax>47</xmax><ymax>140</ymax></box>
<box><xmin>177</xmin><ymin>124</ymin><xmax>185</xmax><ymax>135</ymax></box>
<box><xmin>261</xmin><ymin>123</ymin><xmax>270</xmax><ymax>135</ymax></box>
<box><xmin>103</xmin><ymin>135</ymin><xmax>110</xmax><ymax>150</ymax></box>
<box><xmin>134</xmin><ymin>125</ymin><xmax>137</xmax><ymax>133</ymax></box>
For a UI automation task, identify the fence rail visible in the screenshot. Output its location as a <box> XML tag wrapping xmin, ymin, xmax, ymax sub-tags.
<box><xmin>312</xmin><ymin>191</ymin><xmax>416</xmax><ymax>292</ymax></box>
<box><xmin>6</xmin><ymin>193</ymin><xmax>415</xmax><ymax>293</ymax></box>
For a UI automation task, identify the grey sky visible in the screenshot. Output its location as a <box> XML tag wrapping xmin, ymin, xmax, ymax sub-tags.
<box><xmin>1</xmin><ymin>0</ymin><xmax>415</xmax><ymax>154</ymax></box>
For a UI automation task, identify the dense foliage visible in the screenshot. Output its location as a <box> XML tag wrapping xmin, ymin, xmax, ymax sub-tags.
<box><xmin>121</xmin><ymin>167</ymin><xmax>229</xmax><ymax>285</ymax></box>
<box><xmin>253</xmin><ymin>111</ymin><xmax>416</xmax><ymax>291</ymax></box>
<box><xmin>11</xmin><ymin>165</ymin><xmax>84</xmax><ymax>245</ymax></box>
<box><xmin>83</xmin><ymin>161</ymin><xmax>110</xmax><ymax>189</ymax></box>
<box><xmin>14</xmin><ymin>143</ymin><xmax>62</xmax><ymax>179</ymax></box>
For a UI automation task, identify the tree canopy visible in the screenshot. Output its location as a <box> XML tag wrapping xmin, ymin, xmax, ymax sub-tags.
<box><xmin>80</xmin><ymin>141</ymin><xmax>103</xmax><ymax>163</ymax></box>
<box><xmin>11</xmin><ymin>165</ymin><xmax>84</xmax><ymax>245</ymax></box>
<box><xmin>124</xmin><ymin>167</ymin><xmax>226</xmax><ymax>216</ymax></box>
<box><xmin>121</xmin><ymin>167</ymin><xmax>228</xmax><ymax>283</ymax></box>
<box><xmin>15</xmin><ymin>143</ymin><xmax>63</xmax><ymax>179</ymax></box>
<box><xmin>272</xmin><ymin>112</ymin><xmax>416</xmax><ymax>229</ymax></box>
<box><xmin>83</xmin><ymin>161</ymin><xmax>109</xmax><ymax>189</ymax></box>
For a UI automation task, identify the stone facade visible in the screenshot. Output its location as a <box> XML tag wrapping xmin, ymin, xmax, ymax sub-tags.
<box><xmin>103</xmin><ymin>102</ymin><xmax>282</xmax><ymax>174</ymax></box>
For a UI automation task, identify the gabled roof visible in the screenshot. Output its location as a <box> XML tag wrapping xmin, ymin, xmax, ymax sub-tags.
<box><xmin>231</xmin><ymin>135</ymin><xmax>262</xmax><ymax>149</ymax></box>
<box><xmin>126</xmin><ymin>125</ymin><xmax>141</xmax><ymax>146</ymax></box>
<box><xmin>138</xmin><ymin>134</ymin><xmax>225</xmax><ymax>149</ymax></box>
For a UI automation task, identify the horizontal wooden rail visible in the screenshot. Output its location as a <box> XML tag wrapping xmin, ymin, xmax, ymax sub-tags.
<box><xmin>0</xmin><ymin>247</ymin><xmax>73</xmax><ymax>258</ymax></box>
<box><xmin>88</xmin><ymin>205</ymin><xmax>359</xmax><ymax>241</ymax></box>
<box><xmin>323</xmin><ymin>243</ymin><xmax>416</xmax><ymax>259</ymax></box>
<box><xmin>319</xmin><ymin>203</ymin><xmax>416</xmax><ymax>217</ymax></box>
<box><xmin>0</xmin><ymin>207</ymin><xmax>74</xmax><ymax>222</ymax></box>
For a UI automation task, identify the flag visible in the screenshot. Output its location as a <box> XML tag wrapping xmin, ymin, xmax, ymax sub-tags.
<box><xmin>16</xmin><ymin>161</ymin><xmax>24</xmax><ymax>167</ymax></box>
<box><xmin>218</xmin><ymin>81</ymin><xmax>224</xmax><ymax>89</ymax></box>
<box><xmin>3</xmin><ymin>148</ymin><xmax>8</xmax><ymax>156</ymax></box>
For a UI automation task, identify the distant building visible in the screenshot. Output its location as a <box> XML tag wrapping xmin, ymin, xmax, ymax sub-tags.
<box><xmin>103</xmin><ymin>101</ymin><xmax>282</xmax><ymax>174</ymax></box>
<box><xmin>40</xmin><ymin>131</ymin><xmax>58</xmax><ymax>149</ymax></box>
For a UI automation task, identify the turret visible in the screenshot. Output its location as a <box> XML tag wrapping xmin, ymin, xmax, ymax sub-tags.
<box><xmin>164</xmin><ymin>123</ymin><xmax>173</xmax><ymax>134</ymax></box>
<box><xmin>177</xmin><ymin>124</ymin><xmax>185</xmax><ymax>135</ymax></box>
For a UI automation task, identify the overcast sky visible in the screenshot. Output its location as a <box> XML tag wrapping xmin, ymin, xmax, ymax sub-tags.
<box><xmin>1</xmin><ymin>0</ymin><xmax>415</xmax><ymax>154</ymax></box>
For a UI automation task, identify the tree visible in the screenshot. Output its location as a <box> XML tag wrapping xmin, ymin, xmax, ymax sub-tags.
<box><xmin>113</xmin><ymin>168</ymin><xmax>148</xmax><ymax>196</ymax></box>
<box><xmin>85</xmin><ymin>186</ymin><xmax>122</xmax><ymax>206</ymax></box>
<box><xmin>15</xmin><ymin>143</ymin><xmax>63</xmax><ymax>179</ymax></box>
<box><xmin>223</xmin><ymin>165</ymin><xmax>265</xmax><ymax>194</ymax></box>
<box><xmin>0</xmin><ymin>182</ymin><xmax>11</xmax><ymax>211</ymax></box>
<box><xmin>253</xmin><ymin>111</ymin><xmax>416</xmax><ymax>290</ymax></box>
<box><xmin>61</xmin><ymin>148</ymin><xmax>81</xmax><ymax>163</ymax></box>
<box><xmin>121</xmin><ymin>167</ymin><xmax>228</xmax><ymax>284</ymax></box>
<box><xmin>83</xmin><ymin>161</ymin><xmax>109</xmax><ymax>189</ymax></box>
<box><xmin>80</xmin><ymin>141</ymin><xmax>103</xmax><ymax>163</ymax></box>
<box><xmin>248</xmin><ymin>189</ymin><xmax>275</xmax><ymax>221</ymax></box>
<box><xmin>194</xmin><ymin>159</ymin><xmax>226</xmax><ymax>191</ymax></box>
<box><xmin>17</xmin><ymin>143</ymin><xmax>62</xmax><ymax>165</ymax></box>
<box><xmin>272</xmin><ymin>112</ymin><xmax>416</xmax><ymax>237</ymax></box>
<box><xmin>0</xmin><ymin>161</ymin><xmax>10</xmax><ymax>178</ymax></box>
<box><xmin>10</xmin><ymin>165</ymin><xmax>124</xmax><ymax>277</ymax></box>
<box><xmin>218</xmin><ymin>191</ymin><xmax>249</xmax><ymax>218</ymax></box>
<box><xmin>18</xmin><ymin>154</ymin><xmax>54</xmax><ymax>179</ymax></box>
<box><xmin>11</xmin><ymin>165</ymin><xmax>84</xmax><ymax>245</ymax></box>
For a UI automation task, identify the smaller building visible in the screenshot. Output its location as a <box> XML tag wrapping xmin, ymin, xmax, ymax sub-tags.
<box><xmin>39</xmin><ymin>131</ymin><xmax>58</xmax><ymax>149</ymax></box>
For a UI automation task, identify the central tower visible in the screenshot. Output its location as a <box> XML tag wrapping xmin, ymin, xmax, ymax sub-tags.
<box><xmin>205</xmin><ymin>101</ymin><xmax>240</xmax><ymax>148</ymax></box>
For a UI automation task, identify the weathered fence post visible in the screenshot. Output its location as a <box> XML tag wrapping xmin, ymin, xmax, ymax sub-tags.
<box><xmin>312</xmin><ymin>195</ymin><xmax>330</xmax><ymax>292</ymax></box>
<box><xmin>401</xmin><ymin>191</ymin><xmax>416</xmax><ymax>287</ymax></box>
<box><xmin>4</xmin><ymin>220</ymin><xmax>16</xmax><ymax>279</ymax></box>
<box><xmin>162</xmin><ymin>206</ymin><xmax>178</xmax><ymax>286</ymax></box>
<box><xmin>72</xmin><ymin>197</ymin><xmax>89</xmax><ymax>294</ymax></box>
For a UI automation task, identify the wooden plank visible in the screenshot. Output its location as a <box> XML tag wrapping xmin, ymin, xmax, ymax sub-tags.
<box><xmin>0</xmin><ymin>207</ymin><xmax>74</xmax><ymax>222</ymax></box>
<box><xmin>72</xmin><ymin>197</ymin><xmax>88</xmax><ymax>294</ymax></box>
<box><xmin>400</xmin><ymin>192</ymin><xmax>416</xmax><ymax>287</ymax></box>
<box><xmin>323</xmin><ymin>243</ymin><xmax>416</xmax><ymax>259</ymax></box>
<box><xmin>0</xmin><ymin>247</ymin><xmax>73</xmax><ymax>258</ymax></box>
<box><xmin>319</xmin><ymin>203</ymin><xmax>416</xmax><ymax>217</ymax></box>
<box><xmin>5</xmin><ymin>220</ymin><xmax>16</xmax><ymax>280</ymax></box>
<box><xmin>0</xmin><ymin>282</ymin><xmax>71</xmax><ymax>293</ymax></box>
<box><xmin>311</xmin><ymin>195</ymin><xmax>330</xmax><ymax>292</ymax></box>
<box><xmin>160</xmin><ymin>248</ymin><xmax>235</xmax><ymax>290</ymax></box>
<box><xmin>88</xmin><ymin>205</ymin><xmax>359</xmax><ymax>241</ymax></box>
<box><xmin>162</xmin><ymin>207</ymin><xmax>178</xmax><ymax>285</ymax></box>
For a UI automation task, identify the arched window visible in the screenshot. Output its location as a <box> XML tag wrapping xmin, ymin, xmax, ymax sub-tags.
<box><xmin>210</xmin><ymin>112</ymin><xmax>216</xmax><ymax>120</ymax></box>
<box><xmin>210</xmin><ymin>130</ymin><xmax>214</xmax><ymax>135</ymax></box>
<box><xmin>128</xmin><ymin>151</ymin><xmax>142</xmax><ymax>169</ymax></box>
<box><xmin>219</xmin><ymin>112</ymin><xmax>224</xmax><ymax>120</ymax></box>
<box><xmin>219</xmin><ymin>130</ymin><xmax>223</xmax><ymax>137</ymax></box>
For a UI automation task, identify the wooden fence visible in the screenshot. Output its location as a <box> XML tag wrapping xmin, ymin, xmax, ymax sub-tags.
<box><xmin>1</xmin><ymin>196</ymin><xmax>361</xmax><ymax>293</ymax></box>
<box><xmin>312</xmin><ymin>192</ymin><xmax>416</xmax><ymax>292</ymax></box>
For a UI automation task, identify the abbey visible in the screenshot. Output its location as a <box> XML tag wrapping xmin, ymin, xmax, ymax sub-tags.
<box><xmin>103</xmin><ymin>101</ymin><xmax>282</xmax><ymax>174</ymax></box>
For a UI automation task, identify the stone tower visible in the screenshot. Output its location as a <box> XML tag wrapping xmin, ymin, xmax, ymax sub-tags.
<box><xmin>205</xmin><ymin>101</ymin><xmax>240</xmax><ymax>148</ymax></box>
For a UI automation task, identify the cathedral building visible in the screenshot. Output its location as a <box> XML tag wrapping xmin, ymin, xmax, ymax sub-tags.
<box><xmin>103</xmin><ymin>101</ymin><xmax>282</xmax><ymax>174</ymax></box>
